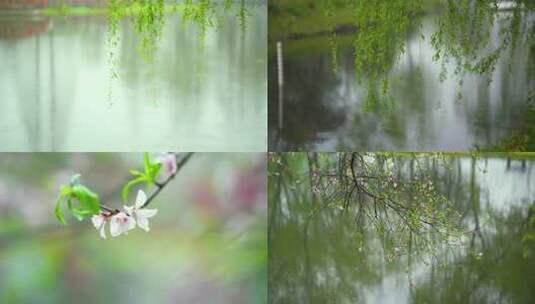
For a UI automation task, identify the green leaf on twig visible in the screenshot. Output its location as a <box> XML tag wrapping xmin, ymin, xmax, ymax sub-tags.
<box><xmin>53</xmin><ymin>175</ymin><xmax>101</xmax><ymax>225</ymax></box>
<box><xmin>121</xmin><ymin>153</ymin><xmax>161</xmax><ymax>202</ymax></box>
<box><xmin>122</xmin><ymin>176</ymin><xmax>147</xmax><ymax>203</ymax></box>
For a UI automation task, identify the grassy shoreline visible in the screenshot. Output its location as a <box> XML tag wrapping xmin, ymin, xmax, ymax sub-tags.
<box><xmin>40</xmin><ymin>4</ymin><xmax>186</xmax><ymax>16</ymax></box>
<box><xmin>268</xmin><ymin>0</ymin><xmax>443</xmax><ymax>41</ymax></box>
<box><xmin>375</xmin><ymin>152</ymin><xmax>535</xmax><ymax>160</ymax></box>
<box><xmin>477</xmin><ymin>105</ymin><xmax>535</xmax><ymax>152</ymax></box>
<box><xmin>269</xmin><ymin>1</ymin><xmax>354</xmax><ymax>41</ymax></box>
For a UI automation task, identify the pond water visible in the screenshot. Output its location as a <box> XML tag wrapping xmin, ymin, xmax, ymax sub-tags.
<box><xmin>0</xmin><ymin>5</ymin><xmax>266</xmax><ymax>151</ymax></box>
<box><xmin>268</xmin><ymin>6</ymin><xmax>535</xmax><ymax>151</ymax></box>
<box><xmin>269</xmin><ymin>155</ymin><xmax>535</xmax><ymax>304</ymax></box>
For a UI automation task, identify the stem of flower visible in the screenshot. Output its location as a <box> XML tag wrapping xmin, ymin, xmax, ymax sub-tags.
<box><xmin>141</xmin><ymin>152</ymin><xmax>194</xmax><ymax>209</ymax></box>
<box><xmin>100</xmin><ymin>204</ymin><xmax>119</xmax><ymax>213</ymax></box>
<box><xmin>100</xmin><ymin>152</ymin><xmax>194</xmax><ymax>214</ymax></box>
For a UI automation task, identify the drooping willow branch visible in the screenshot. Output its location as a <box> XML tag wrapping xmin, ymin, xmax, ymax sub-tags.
<box><xmin>103</xmin><ymin>0</ymin><xmax>251</xmax><ymax>102</ymax></box>
<box><xmin>99</xmin><ymin>152</ymin><xmax>194</xmax><ymax>215</ymax></box>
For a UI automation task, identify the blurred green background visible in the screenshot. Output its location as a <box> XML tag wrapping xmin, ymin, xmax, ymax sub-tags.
<box><xmin>0</xmin><ymin>153</ymin><xmax>266</xmax><ymax>304</ymax></box>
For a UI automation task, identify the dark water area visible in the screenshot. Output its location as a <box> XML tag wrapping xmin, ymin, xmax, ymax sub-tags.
<box><xmin>269</xmin><ymin>6</ymin><xmax>535</xmax><ymax>151</ymax></box>
<box><xmin>268</xmin><ymin>155</ymin><xmax>535</xmax><ymax>303</ymax></box>
<box><xmin>0</xmin><ymin>6</ymin><xmax>267</xmax><ymax>151</ymax></box>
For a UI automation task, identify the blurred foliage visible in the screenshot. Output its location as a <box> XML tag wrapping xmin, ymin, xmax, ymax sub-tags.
<box><xmin>0</xmin><ymin>153</ymin><xmax>266</xmax><ymax>304</ymax></box>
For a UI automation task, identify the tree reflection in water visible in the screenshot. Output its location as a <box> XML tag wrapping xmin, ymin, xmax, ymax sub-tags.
<box><xmin>268</xmin><ymin>153</ymin><xmax>535</xmax><ymax>304</ymax></box>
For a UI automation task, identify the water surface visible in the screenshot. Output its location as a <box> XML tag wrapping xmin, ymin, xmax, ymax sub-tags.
<box><xmin>0</xmin><ymin>6</ymin><xmax>267</xmax><ymax>151</ymax></box>
<box><xmin>269</xmin><ymin>155</ymin><xmax>535</xmax><ymax>303</ymax></box>
<box><xmin>269</xmin><ymin>7</ymin><xmax>534</xmax><ymax>151</ymax></box>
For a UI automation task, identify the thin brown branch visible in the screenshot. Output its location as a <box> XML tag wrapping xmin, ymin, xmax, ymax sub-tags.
<box><xmin>141</xmin><ymin>152</ymin><xmax>194</xmax><ymax>209</ymax></box>
<box><xmin>101</xmin><ymin>152</ymin><xmax>194</xmax><ymax>215</ymax></box>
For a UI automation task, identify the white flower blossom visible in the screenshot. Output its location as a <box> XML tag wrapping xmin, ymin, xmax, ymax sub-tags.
<box><xmin>92</xmin><ymin>190</ymin><xmax>157</xmax><ymax>239</ymax></box>
<box><xmin>91</xmin><ymin>213</ymin><xmax>108</xmax><ymax>239</ymax></box>
<box><xmin>124</xmin><ymin>190</ymin><xmax>158</xmax><ymax>232</ymax></box>
<box><xmin>109</xmin><ymin>211</ymin><xmax>136</xmax><ymax>237</ymax></box>
<box><xmin>157</xmin><ymin>153</ymin><xmax>177</xmax><ymax>178</ymax></box>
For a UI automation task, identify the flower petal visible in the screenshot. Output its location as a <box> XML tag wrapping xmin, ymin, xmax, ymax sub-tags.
<box><xmin>136</xmin><ymin>216</ymin><xmax>150</xmax><ymax>232</ymax></box>
<box><xmin>136</xmin><ymin>208</ymin><xmax>157</xmax><ymax>219</ymax></box>
<box><xmin>125</xmin><ymin>216</ymin><xmax>136</xmax><ymax>232</ymax></box>
<box><xmin>91</xmin><ymin>214</ymin><xmax>103</xmax><ymax>229</ymax></box>
<box><xmin>157</xmin><ymin>153</ymin><xmax>177</xmax><ymax>176</ymax></box>
<box><xmin>110</xmin><ymin>215</ymin><xmax>121</xmax><ymax>237</ymax></box>
<box><xmin>99</xmin><ymin>222</ymin><xmax>107</xmax><ymax>239</ymax></box>
<box><xmin>166</xmin><ymin>154</ymin><xmax>177</xmax><ymax>175</ymax></box>
<box><xmin>123</xmin><ymin>205</ymin><xmax>134</xmax><ymax>215</ymax></box>
<box><xmin>135</xmin><ymin>190</ymin><xmax>147</xmax><ymax>209</ymax></box>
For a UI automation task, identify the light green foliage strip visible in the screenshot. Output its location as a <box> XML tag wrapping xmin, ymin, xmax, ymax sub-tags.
<box><xmin>237</xmin><ymin>0</ymin><xmax>248</xmax><ymax>36</ymax></box>
<box><xmin>431</xmin><ymin>0</ymin><xmax>522</xmax><ymax>84</ymax></box>
<box><xmin>98</xmin><ymin>0</ymin><xmax>249</xmax><ymax>102</ymax></box>
<box><xmin>437</xmin><ymin>1</ymin><xmax>532</xmax><ymax>100</ymax></box>
<box><xmin>107</xmin><ymin>0</ymin><xmax>123</xmax><ymax>103</ymax></box>
<box><xmin>181</xmin><ymin>0</ymin><xmax>216</xmax><ymax>45</ymax></box>
<box><xmin>131</xmin><ymin>0</ymin><xmax>166</xmax><ymax>63</ymax></box>
<box><xmin>352</xmin><ymin>0</ymin><xmax>423</xmax><ymax>106</ymax></box>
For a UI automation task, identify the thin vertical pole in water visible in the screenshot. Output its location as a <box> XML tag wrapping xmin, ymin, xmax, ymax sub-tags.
<box><xmin>35</xmin><ymin>34</ymin><xmax>40</xmax><ymax>151</ymax></box>
<box><xmin>277</xmin><ymin>41</ymin><xmax>284</xmax><ymax>130</ymax></box>
<box><xmin>50</xmin><ymin>29</ymin><xmax>56</xmax><ymax>150</ymax></box>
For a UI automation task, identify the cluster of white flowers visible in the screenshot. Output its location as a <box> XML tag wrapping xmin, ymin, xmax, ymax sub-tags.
<box><xmin>91</xmin><ymin>190</ymin><xmax>157</xmax><ymax>239</ymax></box>
<box><xmin>89</xmin><ymin>154</ymin><xmax>179</xmax><ymax>239</ymax></box>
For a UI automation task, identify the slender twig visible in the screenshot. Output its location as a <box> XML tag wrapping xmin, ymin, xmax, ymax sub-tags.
<box><xmin>100</xmin><ymin>204</ymin><xmax>118</xmax><ymax>213</ymax></box>
<box><xmin>141</xmin><ymin>152</ymin><xmax>194</xmax><ymax>209</ymax></box>
<box><xmin>100</xmin><ymin>152</ymin><xmax>194</xmax><ymax>215</ymax></box>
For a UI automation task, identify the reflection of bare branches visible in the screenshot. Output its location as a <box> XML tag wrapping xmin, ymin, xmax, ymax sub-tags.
<box><xmin>303</xmin><ymin>153</ymin><xmax>463</xmax><ymax>260</ymax></box>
